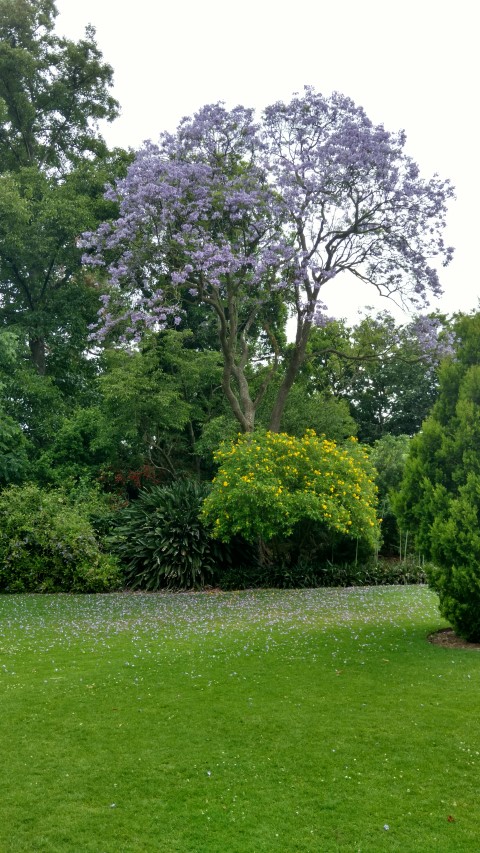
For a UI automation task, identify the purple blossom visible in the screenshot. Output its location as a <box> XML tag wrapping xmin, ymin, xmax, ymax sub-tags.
<box><xmin>313</xmin><ymin>311</ymin><xmax>337</xmax><ymax>328</ymax></box>
<box><xmin>81</xmin><ymin>88</ymin><xmax>454</xmax><ymax>410</ymax></box>
<box><xmin>408</xmin><ymin>315</ymin><xmax>455</xmax><ymax>360</ymax></box>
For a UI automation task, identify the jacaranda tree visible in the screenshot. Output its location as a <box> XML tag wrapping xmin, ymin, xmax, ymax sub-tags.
<box><xmin>83</xmin><ymin>88</ymin><xmax>454</xmax><ymax>432</ymax></box>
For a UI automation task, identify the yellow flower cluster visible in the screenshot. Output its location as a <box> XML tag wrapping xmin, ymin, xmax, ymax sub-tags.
<box><xmin>204</xmin><ymin>429</ymin><xmax>380</xmax><ymax>548</ymax></box>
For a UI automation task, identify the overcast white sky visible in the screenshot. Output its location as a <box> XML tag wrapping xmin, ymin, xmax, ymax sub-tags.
<box><xmin>56</xmin><ymin>0</ymin><xmax>478</xmax><ymax>326</ymax></box>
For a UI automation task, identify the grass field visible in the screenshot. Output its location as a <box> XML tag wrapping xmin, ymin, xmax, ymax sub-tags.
<box><xmin>1</xmin><ymin>586</ymin><xmax>479</xmax><ymax>853</ymax></box>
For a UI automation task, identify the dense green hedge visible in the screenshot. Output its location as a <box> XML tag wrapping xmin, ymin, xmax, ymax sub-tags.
<box><xmin>0</xmin><ymin>483</ymin><xmax>121</xmax><ymax>592</ymax></box>
<box><xmin>0</xmin><ymin>478</ymin><xmax>425</xmax><ymax>596</ymax></box>
<box><xmin>216</xmin><ymin>557</ymin><xmax>426</xmax><ymax>591</ymax></box>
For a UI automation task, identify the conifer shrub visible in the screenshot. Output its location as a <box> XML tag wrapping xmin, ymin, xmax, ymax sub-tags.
<box><xmin>425</xmin><ymin>475</ymin><xmax>480</xmax><ymax>641</ymax></box>
<box><xmin>393</xmin><ymin>314</ymin><xmax>480</xmax><ymax>641</ymax></box>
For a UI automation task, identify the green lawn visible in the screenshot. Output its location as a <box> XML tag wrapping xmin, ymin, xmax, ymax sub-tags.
<box><xmin>0</xmin><ymin>586</ymin><xmax>479</xmax><ymax>852</ymax></box>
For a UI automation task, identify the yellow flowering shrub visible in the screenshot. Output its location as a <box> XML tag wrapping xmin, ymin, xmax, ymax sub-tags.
<box><xmin>202</xmin><ymin>430</ymin><xmax>380</xmax><ymax>550</ymax></box>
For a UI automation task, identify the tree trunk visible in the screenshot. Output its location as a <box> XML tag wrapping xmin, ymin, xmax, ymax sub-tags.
<box><xmin>29</xmin><ymin>337</ymin><xmax>46</xmax><ymax>375</ymax></box>
<box><xmin>268</xmin><ymin>318</ymin><xmax>311</xmax><ymax>432</ymax></box>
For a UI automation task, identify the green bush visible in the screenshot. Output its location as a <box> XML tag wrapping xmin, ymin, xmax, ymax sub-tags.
<box><xmin>0</xmin><ymin>483</ymin><xmax>122</xmax><ymax>593</ymax></box>
<box><xmin>202</xmin><ymin>430</ymin><xmax>380</xmax><ymax>562</ymax></box>
<box><xmin>393</xmin><ymin>314</ymin><xmax>480</xmax><ymax>640</ymax></box>
<box><xmin>58</xmin><ymin>478</ymin><xmax>124</xmax><ymax>540</ymax></box>
<box><xmin>425</xmin><ymin>474</ymin><xmax>480</xmax><ymax>641</ymax></box>
<box><xmin>111</xmin><ymin>480</ymin><xmax>230</xmax><ymax>590</ymax></box>
<box><xmin>369</xmin><ymin>434</ymin><xmax>411</xmax><ymax>555</ymax></box>
<box><xmin>216</xmin><ymin>556</ymin><xmax>426</xmax><ymax>590</ymax></box>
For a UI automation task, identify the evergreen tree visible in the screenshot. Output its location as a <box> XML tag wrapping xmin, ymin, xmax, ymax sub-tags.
<box><xmin>394</xmin><ymin>312</ymin><xmax>480</xmax><ymax>640</ymax></box>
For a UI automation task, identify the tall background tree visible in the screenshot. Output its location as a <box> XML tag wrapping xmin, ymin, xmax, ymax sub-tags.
<box><xmin>297</xmin><ymin>311</ymin><xmax>453</xmax><ymax>443</ymax></box>
<box><xmin>0</xmin><ymin>0</ymin><xmax>127</xmax><ymax>374</ymax></box>
<box><xmin>84</xmin><ymin>89</ymin><xmax>454</xmax><ymax>431</ymax></box>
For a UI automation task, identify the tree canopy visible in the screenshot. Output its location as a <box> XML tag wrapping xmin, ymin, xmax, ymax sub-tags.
<box><xmin>0</xmin><ymin>0</ymin><xmax>118</xmax><ymax>171</ymax></box>
<box><xmin>0</xmin><ymin>0</ymin><xmax>126</xmax><ymax>373</ymax></box>
<box><xmin>299</xmin><ymin>311</ymin><xmax>454</xmax><ymax>443</ymax></box>
<box><xmin>84</xmin><ymin>88</ymin><xmax>454</xmax><ymax>431</ymax></box>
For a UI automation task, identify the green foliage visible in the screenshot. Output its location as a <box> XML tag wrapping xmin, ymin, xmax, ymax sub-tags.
<box><xmin>0</xmin><ymin>482</ymin><xmax>121</xmax><ymax>592</ymax></box>
<box><xmin>202</xmin><ymin>430</ymin><xmax>380</xmax><ymax>556</ymax></box>
<box><xmin>301</xmin><ymin>312</ymin><xmax>447</xmax><ymax>443</ymax></box>
<box><xmin>98</xmin><ymin>334</ymin><xmax>198</xmax><ymax>480</ymax></box>
<box><xmin>0</xmin><ymin>154</ymin><xmax>130</xmax><ymax>373</ymax></box>
<box><xmin>111</xmin><ymin>480</ymin><xmax>227</xmax><ymax>590</ymax></box>
<box><xmin>394</xmin><ymin>313</ymin><xmax>480</xmax><ymax>640</ymax></box>
<box><xmin>281</xmin><ymin>390</ymin><xmax>356</xmax><ymax>442</ymax></box>
<box><xmin>193</xmin><ymin>414</ymin><xmax>239</xmax><ymax>473</ymax></box>
<box><xmin>393</xmin><ymin>422</ymin><xmax>452</xmax><ymax>557</ymax></box>
<box><xmin>217</xmin><ymin>556</ymin><xmax>426</xmax><ymax>590</ymax></box>
<box><xmin>369</xmin><ymin>434</ymin><xmax>411</xmax><ymax>554</ymax></box>
<box><xmin>0</xmin><ymin>328</ymin><xmax>18</xmax><ymax>364</ymax></box>
<box><xmin>0</xmin><ymin>408</ymin><xmax>29</xmax><ymax>484</ymax></box>
<box><xmin>137</xmin><ymin>330</ymin><xmax>226</xmax><ymax>478</ymax></box>
<box><xmin>33</xmin><ymin>405</ymin><xmax>111</xmax><ymax>485</ymax></box>
<box><xmin>257</xmin><ymin>378</ymin><xmax>357</xmax><ymax>442</ymax></box>
<box><xmin>0</xmin><ymin>0</ymin><xmax>118</xmax><ymax>171</ymax></box>
<box><xmin>58</xmin><ymin>477</ymin><xmax>123</xmax><ymax>539</ymax></box>
<box><xmin>424</xmin><ymin>474</ymin><xmax>480</xmax><ymax>641</ymax></box>
<box><xmin>0</xmin><ymin>325</ymin><xmax>228</xmax><ymax>495</ymax></box>
<box><xmin>0</xmin><ymin>0</ymin><xmax>129</xmax><ymax>374</ymax></box>
<box><xmin>0</xmin><ymin>341</ymin><xmax>66</xmax><ymax>449</ymax></box>
<box><xmin>26</xmin><ymin>329</ymin><xmax>223</xmax><ymax>488</ymax></box>
<box><xmin>347</xmin><ymin>313</ymin><xmax>449</xmax><ymax>442</ymax></box>
<box><xmin>0</xmin><ymin>331</ymin><xmax>31</xmax><ymax>483</ymax></box>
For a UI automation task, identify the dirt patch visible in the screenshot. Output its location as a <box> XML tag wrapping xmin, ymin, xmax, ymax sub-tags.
<box><xmin>428</xmin><ymin>628</ymin><xmax>480</xmax><ymax>651</ymax></box>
